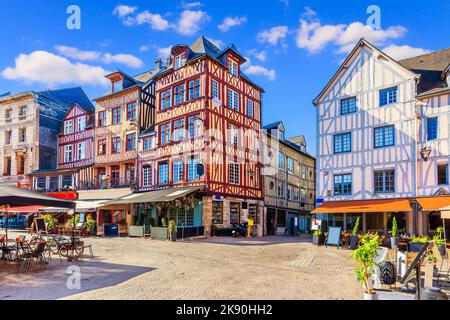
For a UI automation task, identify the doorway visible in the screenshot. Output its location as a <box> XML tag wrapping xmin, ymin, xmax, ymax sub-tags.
<box><xmin>230</xmin><ymin>203</ymin><xmax>241</xmax><ymax>225</ymax></box>
<box><xmin>267</xmin><ymin>208</ymin><xmax>275</xmax><ymax>235</ymax></box>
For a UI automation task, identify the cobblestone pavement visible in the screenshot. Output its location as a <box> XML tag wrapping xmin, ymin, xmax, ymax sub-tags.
<box><xmin>0</xmin><ymin>235</ymin><xmax>362</xmax><ymax>300</ymax></box>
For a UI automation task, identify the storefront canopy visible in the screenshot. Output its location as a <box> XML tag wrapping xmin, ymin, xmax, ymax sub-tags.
<box><xmin>416</xmin><ymin>196</ymin><xmax>450</xmax><ymax>211</ymax></box>
<box><xmin>0</xmin><ymin>185</ymin><xmax>75</xmax><ymax>209</ymax></box>
<box><xmin>311</xmin><ymin>199</ymin><xmax>412</xmax><ymax>214</ymax></box>
<box><xmin>102</xmin><ymin>186</ymin><xmax>204</xmax><ymax>206</ymax></box>
<box><xmin>1</xmin><ymin>205</ymin><xmax>43</xmax><ymax>213</ymax></box>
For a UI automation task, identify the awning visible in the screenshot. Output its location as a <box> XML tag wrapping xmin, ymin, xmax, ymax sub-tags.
<box><xmin>77</xmin><ymin>189</ymin><xmax>133</xmax><ymax>201</ymax></box>
<box><xmin>102</xmin><ymin>186</ymin><xmax>204</xmax><ymax>206</ymax></box>
<box><xmin>0</xmin><ymin>205</ymin><xmax>43</xmax><ymax>213</ymax></box>
<box><xmin>416</xmin><ymin>196</ymin><xmax>450</xmax><ymax>211</ymax></box>
<box><xmin>75</xmin><ymin>200</ymin><xmax>107</xmax><ymax>212</ymax></box>
<box><xmin>311</xmin><ymin>199</ymin><xmax>412</xmax><ymax>214</ymax></box>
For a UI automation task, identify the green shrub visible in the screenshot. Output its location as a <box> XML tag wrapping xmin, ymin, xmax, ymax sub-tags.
<box><xmin>350</xmin><ymin>234</ymin><xmax>380</xmax><ymax>295</ymax></box>
<box><xmin>352</xmin><ymin>217</ymin><xmax>360</xmax><ymax>236</ymax></box>
<box><xmin>391</xmin><ymin>217</ymin><xmax>398</xmax><ymax>238</ymax></box>
<box><xmin>168</xmin><ymin>220</ymin><xmax>177</xmax><ymax>233</ymax></box>
<box><xmin>41</xmin><ymin>214</ymin><xmax>58</xmax><ymax>232</ymax></box>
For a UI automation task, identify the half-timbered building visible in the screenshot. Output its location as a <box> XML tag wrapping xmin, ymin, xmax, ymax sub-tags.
<box><xmin>136</xmin><ymin>36</ymin><xmax>265</xmax><ymax>236</ymax></box>
<box><xmin>313</xmin><ymin>39</ymin><xmax>450</xmax><ymax>237</ymax></box>
<box><xmin>89</xmin><ymin>62</ymin><xmax>162</xmax><ymax>235</ymax></box>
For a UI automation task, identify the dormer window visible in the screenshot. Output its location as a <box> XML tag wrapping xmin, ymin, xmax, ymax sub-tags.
<box><xmin>77</xmin><ymin>116</ymin><xmax>86</xmax><ymax>132</ymax></box>
<box><xmin>278</xmin><ymin>130</ymin><xmax>285</xmax><ymax>141</ymax></box>
<box><xmin>64</xmin><ymin>120</ymin><xmax>73</xmax><ymax>135</ymax></box>
<box><xmin>113</xmin><ymin>80</ymin><xmax>123</xmax><ymax>93</ymax></box>
<box><xmin>228</xmin><ymin>59</ymin><xmax>239</xmax><ymax>77</ymax></box>
<box><xmin>174</xmin><ymin>54</ymin><xmax>186</xmax><ymax>69</ymax></box>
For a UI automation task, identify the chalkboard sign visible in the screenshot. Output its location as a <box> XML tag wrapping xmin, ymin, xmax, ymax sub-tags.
<box><xmin>326</xmin><ymin>226</ymin><xmax>342</xmax><ymax>249</ymax></box>
<box><xmin>33</xmin><ymin>218</ymin><xmax>47</xmax><ymax>234</ymax></box>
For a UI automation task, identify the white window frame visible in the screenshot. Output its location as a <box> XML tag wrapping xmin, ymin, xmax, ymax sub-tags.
<box><xmin>247</xmin><ymin>99</ymin><xmax>254</xmax><ymax>118</ymax></box>
<box><xmin>64</xmin><ymin>145</ymin><xmax>73</xmax><ymax>163</ymax></box>
<box><xmin>212</xmin><ymin>80</ymin><xmax>219</xmax><ymax>99</ymax></box>
<box><xmin>64</xmin><ymin>120</ymin><xmax>73</xmax><ymax>135</ymax></box>
<box><xmin>229</xmin><ymin>162</ymin><xmax>240</xmax><ymax>185</ymax></box>
<box><xmin>228</xmin><ymin>59</ymin><xmax>239</xmax><ymax>77</ymax></box>
<box><xmin>143</xmin><ymin>166</ymin><xmax>152</xmax><ymax>187</ymax></box>
<box><xmin>77</xmin><ymin>142</ymin><xmax>86</xmax><ymax>160</ymax></box>
<box><xmin>77</xmin><ymin>116</ymin><xmax>86</xmax><ymax>132</ymax></box>
<box><xmin>227</xmin><ymin>89</ymin><xmax>239</xmax><ymax>111</ymax></box>
<box><xmin>174</xmin><ymin>54</ymin><xmax>186</xmax><ymax>69</ymax></box>
<box><xmin>173</xmin><ymin>160</ymin><xmax>185</xmax><ymax>182</ymax></box>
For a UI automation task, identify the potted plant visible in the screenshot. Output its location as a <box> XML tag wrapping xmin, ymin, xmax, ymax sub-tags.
<box><xmin>313</xmin><ymin>230</ymin><xmax>324</xmax><ymax>245</ymax></box>
<box><xmin>350</xmin><ymin>234</ymin><xmax>381</xmax><ymax>300</ymax></box>
<box><xmin>86</xmin><ymin>215</ymin><xmax>96</xmax><ymax>236</ymax></box>
<box><xmin>390</xmin><ymin>217</ymin><xmax>399</xmax><ymax>249</ymax></box>
<box><xmin>350</xmin><ymin>217</ymin><xmax>360</xmax><ymax>250</ymax></box>
<box><xmin>409</xmin><ymin>236</ymin><xmax>428</xmax><ymax>252</ymax></box>
<box><xmin>42</xmin><ymin>214</ymin><xmax>58</xmax><ymax>234</ymax></box>
<box><xmin>168</xmin><ymin>220</ymin><xmax>177</xmax><ymax>242</ymax></box>
<box><xmin>432</xmin><ymin>234</ymin><xmax>446</xmax><ymax>256</ymax></box>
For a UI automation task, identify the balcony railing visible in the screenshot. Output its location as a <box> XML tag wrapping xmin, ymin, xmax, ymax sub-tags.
<box><xmin>78</xmin><ymin>178</ymin><xmax>137</xmax><ymax>191</ymax></box>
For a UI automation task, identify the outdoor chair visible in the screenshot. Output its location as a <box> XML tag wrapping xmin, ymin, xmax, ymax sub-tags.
<box><xmin>16</xmin><ymin>240</ymin><xmax>47</xmax><ymax>273</ymax></box>
<box><xmin>437</xmin><ymin>245</ymin><xmax>449</xmax><ymax>289</ymax></box>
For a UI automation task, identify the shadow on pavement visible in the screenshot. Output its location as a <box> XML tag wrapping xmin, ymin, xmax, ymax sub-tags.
<box><xmin>0</xmin><ymin>259</ymin><xmax>154</xmax><ymax>300</ymax></box>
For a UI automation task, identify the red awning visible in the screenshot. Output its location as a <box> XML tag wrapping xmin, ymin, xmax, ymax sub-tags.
<box><xmin>3</xmin><ymin>205</ymin><xmax>43</xmax><ymax>213</ymax></box>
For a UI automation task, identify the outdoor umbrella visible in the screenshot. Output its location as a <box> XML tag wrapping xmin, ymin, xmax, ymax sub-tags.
<box><xmin>0</xmin><ymin>185</ymin><xmax>75</xmax><ymax>240</ymax></box>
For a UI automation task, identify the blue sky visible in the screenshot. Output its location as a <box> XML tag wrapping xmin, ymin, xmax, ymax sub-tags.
<box><xmin>0</xmin><ymin>0</ymin><xmax>449</xmax><ymax>155</ymax></box>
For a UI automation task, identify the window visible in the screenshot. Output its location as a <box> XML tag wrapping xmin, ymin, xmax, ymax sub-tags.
<box><xmin>229</xmin><ymin>162</ymin><xmax>240</xmax><ymax>185</ymax></box>
<box><xmin>126</xmin><ymin>133</ymin><xmax>136</xmax><ymax>151</ymax></box>
<box><xmin>36</xmin><ymin>177</ymin><xmax>46</xmax><ymax>190</ymax></box>
<box><xmin>188</xmin><ymin>115</ymin><xmax>201</xmax><ymax>138</ymax></box>
<box><xmin>248</xmin><ymin>204</ymin><xmax>258</xmax><ymax>224</ymax></box>
<box><xmin>111</xmin><ymin>166</ymin><xmax>120</xmax><ymax>186</ymax></box>
<box><xmin>64</xmin><ymin>145</ymin><xmax>73</xmax><ymax>163</ymax></box>
<box><xmin>49</xmin><ymin>176</ymin><xmax>58</xmax><ymax>191</ymax></box>
<box><xmin>113</xmin><ymin>80</ymin><xmax>123</xmax><ymax>93</ymax></box>
<box><xmin>125</xmin><ymin>164</ymin><xmax>135</xmax><ymax>184</ymax></box>
<box><xmin>374</xmin><ymin>125</ymin><xmax>395</xmax><ymax>148</ymax></box>
<box><xmin>19</xmin><ymin>128</ymin><xmax>26</xmax><ymax>143</ymax></box>
<box><xmin>301</xmin><ymin>166</ymin><xmax>306</xmax><ymax>179</ymax></box>
<box><xmin>159</xmin><ymin>162</ymin><xmax>169</xmax><ymax>184</ymax></box>
<box><xmin>227</xmin><ymin>89</ymin><xmax>239</xmax><ymax>111</ymax></box>
<box><xmin>287</xmin><ymin>185</ymin><xmax>294</xmax><ymax>201</ymax></box>
<box><xmin>278</xmin><ymin>152</ymin><xmax>285</xmax><ymax>170</ymax></box>
<box><xmin>98</xmin><ymin>139</ymin><xmax>106</xmax><ymax>155</ymax></box>
<box><xmin>228</xmin><ymin>59</ymin><xmax>238</xmax><ymax>76</ymax></box>
<box><xmin>278</xmin><ymin>130</ymin><xmax>285</xmax><ymax>141</ymax></box>
<box><xmin>247</xmin><ymin>99</ymin><xmax>254</xmax><ymax>118</ymax></box>
<box><xmin>144</xmin><ymin>138</ymin><xmax>152</xmax><ymax>150</ymax></box>
<box><xmin>293</xmin><ymin>188</ymin><xmax>300</xmax><ymax>202</ymax></box>
<box><xmin>212</xmin><ymin>80</ymin><xmax>219</xmax><ymax>99</ymax></box>
<box><xmin>212</xmin><ymin>201</ymin><xmax>223</xmax><ymax>225</ymax></box>
<box><xmin>334</xmin><ymin>133</ymin><xmax>352</xmax><ymax>153</ymax></box>
<box><xmin>5</xmin><ymin>131</ymin><xmax>11</xmax><ymax>145</ymax></box>
<box><xmin>228</xmin><ymin>123</ymin><xmax>239</xmax><ymax>146</ymax></box>
<box><xmin>341</xmin><ymin>97</ymin><xmax>357</xmax><ymax>115</ymax></box>
<box><xmin>19</xmin><ymin>106</ymin><xmax>27</xmax><ymax>120</ymax></box>
<box><xmin>174</xmin><ymin>54</ymin><xmax>186</xmax><ymax>69</ymax></box>
<box><xmin>112</xmin><ymin>107</ymin><xmax>121</xmax><ymax>125</ymax></box>
<box><xmin>189</xmin><ymin>79</ymin><xmax>201</xmax><ymax>100</ymax></box>
<box><xmin>300</xmin><ymin>189</ymin><xmax>307</xmax><ymax>205</ymax></box>
<box><xmin>173</xmin><ymin>119</ymin><xmax>185</xmax><ymax>142</ymax></box>
<box><xmin>98</xmin><ymin>111</ymin><xmax>107</xmax><ymax>127</ymax></box>
<box><xmin>77</xmin><ymin>142</ymin><xmax>86</xmax><ymax>160</ymax></box>
<box><xmin>160</xmin><ymin>123</ymin><xmax>171</xmax><ymax>145</ymax></box>
<box><xmin>143</xmin><ymin>166</ymin><xmax>152</xmax><ymax>187</ymax></box>
<box><xmin>334</xmin><ymin>174</ymin><xmax>352</xmax><ymax>196</ymax></box>
<box><xmin>178</xmin><ymin>208</ymin><xmax>195</xmax><ymax>227</ymax></box>
<box><xmin>230</xmin><ymin>203</ymin><xmax>241</xmax><ymax>224</ymax></box>
<box><xmin>427</xmin><ymin>117</ymin><xmax>438</xmax><ymax>141</ymax></box>
<box><xmin>62</xmin><ymin>174</ymin><xmax>73</xmax><ymax>188</ymax></box>
<box><xmin>287</xmin><ymin>158</ymin><xmax>294</xmax><ymax>174</ymax></box>
<box><xmin>173</xmin><ymin>160</ymin><xmax>184</xmax><ymax>182</ymax></box>
<box><xmin>174</xmin><ymin>85</ymin><xmax>185</xmax><ymax>105</ymax></box>
<box><xmin>161</xmin><ymin>90</ymin><xmax>172</xmax><ymax>110</ymax></box>
<box><xmin>438</xmin><ymin>164</ymin><xmax>448</xmax><ymax>185</ymax></box>
<box><xmin>64</xmin><ymin>120</ymin><xmax>73</xmax><ymax>135</ymax></box>
<box><xmin>277</xmin><ymin>182</ymin><xmax>285</xmax><ymax>197</ymax></box>
<box><xmin>5</xmin><ymin>109</ymin><xmax>12</xmax><ymax>122</ymax></box>
<box><xmin>374</xmin><ymin>170</ymin><xmax>395</xmax><ymax>193</ymax></box>
<box><xmin>75</xmin><ymin>116</ymin><xmax>85</xmax><ymax>132</ymax></box>
<box><xmin>127</xmin><ymin>102</ymin><xmax>137</xmax><ymax>121</ymax></box>
<box><xmin>112</xmin><ymin>137</ymin><xmax>121</xmax><ymax>154</ymax></box>
<box><xmin>380</xmin><ymin>87</ymin><xmax>397</xmax><ymax>107</ymax></box>
<box><xmin>188</xmin><ymin>158</ymin><xmax>200</xmax><ymax>181</ymax></box>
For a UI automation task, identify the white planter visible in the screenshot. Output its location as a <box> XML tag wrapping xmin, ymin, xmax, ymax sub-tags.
<box><xmin>363</xmin><ymin>292</ymin><xmax>378</xmax><ymax>300</ymax></box>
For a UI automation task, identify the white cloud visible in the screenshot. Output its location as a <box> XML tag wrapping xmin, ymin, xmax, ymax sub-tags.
<box><xmin>257</xmin><ymin>26</ymin><xmax>289</xmax><ymax>46</ymax></box>
<box><xmin>382</xmin><ymin>44</ymin><xmax>431</xmax><ymax>61</ymax></box>
<box><xmin>103</xmin><ymin>53</ymin><xmax>143</xmax><ymax>68</ymax></box>
<box><xmin>113</xmin><ymin>5</ymin><xmax>138</xmax><ymax>18</ymax></box>
<box><xmin>55</xmin><ymin>45</ymin><xmax>143</xmax><ymax>68</ymax></box>
<box><xmin>55</xmin><ymin>45</ymin><xmax>101</xmax><ymax>61</ymax></box>
<box><xmin>218</xmin><ymin>16</ymin><xmax>247</xmax><ymax>32</ymax></box>
<box><xmin>2</xmin><ymin>51</ymin><xmax>109</xmax><ymax>86</ymax></box>
<box><xmin>181</xmin><ymin>1</ymin><xmax>202</xmax><ymax>9</ymax></box>
<box><xmin>157</xmin><ymin>46</ymin><xmax>172</xmax><ymax>59</ymax></box>
<box><xmin>295</xmin><ymin>9</ymin><xmax>408</xmax><ymax>54</ymax></box>
<box><xmin>134</xmin><ymin>10</ymin><xmax>171</xmax><ymax>30</ymax></box>
<box><xmin>247</xmin><ymin>49</ymin><xmax>267</xmax><ymax>62</ymax></box>
<box><xmin>139</xmin><ymin>45</ymin><xmax>150</xmax><ymax>52</ymax></box>
<box><xmin>244</xmin><ymin>65</ymin><xmax>276</xmax><ymax>81</ymax></box>
<box><xmin>279</xmin><ymin>0</ymin><xmax>289</xmax><ymax>6</ymax></box>
<box><xmin>176</xmin><ymin>10</ymin><xmax>210</xmax><ymax>36</ymax></box>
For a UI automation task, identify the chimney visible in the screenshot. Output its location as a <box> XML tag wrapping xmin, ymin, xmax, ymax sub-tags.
<box><xmin>155</xmin><ymin>58</ymin><xmax>163</xmax><ymax>71</ymax></box>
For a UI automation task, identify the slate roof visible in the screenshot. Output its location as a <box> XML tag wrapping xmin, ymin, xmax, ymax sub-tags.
<box><xmin>263</xmin><ymin>121</ymin><xmax>283</xmax><ymax>130</ymax></box>
<box><xmin>37</xmin><ymin>87</ymin><xmax>94</xmax><ymax>113</ymax></box>
<box><xmin>399</xmin><ymin>48</ymin><xmax>450</xmax><ymax>95</ymax></box>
